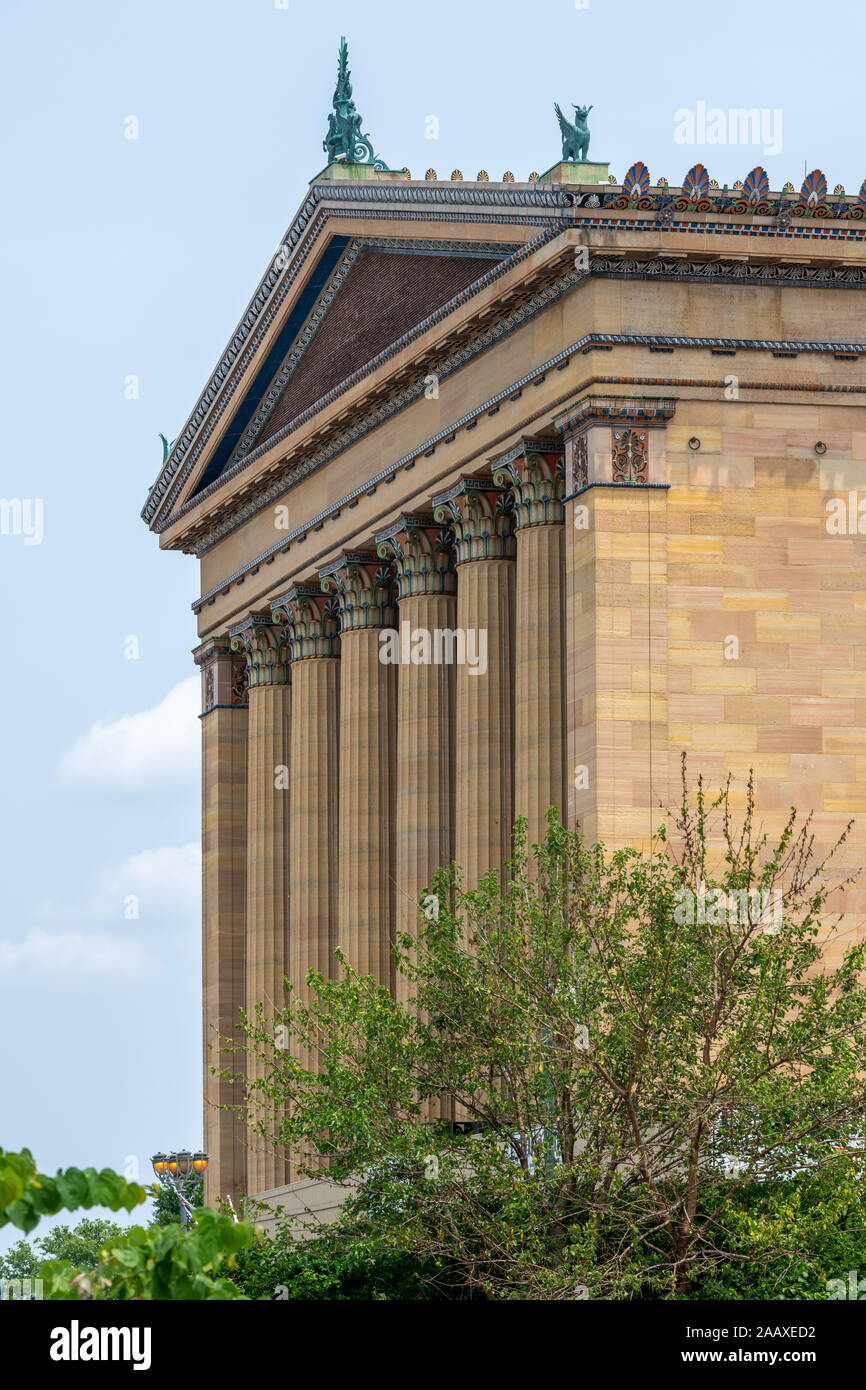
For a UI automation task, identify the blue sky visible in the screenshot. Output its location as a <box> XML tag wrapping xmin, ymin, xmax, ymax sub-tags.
<box><xmin>1</xmin><ymin>0</ymin><xmax>863</xmax><ymax>1243</ymax></box>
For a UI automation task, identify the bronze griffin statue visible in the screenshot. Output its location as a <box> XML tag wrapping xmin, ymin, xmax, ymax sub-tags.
<box><xmin>554</xmin><ymin>102</ymin><xmax>593</xmax><ymax>162</ymax></box>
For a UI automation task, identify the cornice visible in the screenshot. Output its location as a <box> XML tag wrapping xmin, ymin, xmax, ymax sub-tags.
<box><xmin>143</xmin><ymin>176</ymin><xmax>866</xmax><ymax>535</ymax></box>
<box><xmin>186</xmin><ymin>311</ymin><xmax>866</xmax><ymax>561</ymax></box>
<box><xmin>170</xmin><ymin>254</ymin><xmax>866</xmax><ymax>554</ymax></box>
<box><xmin>553</xmin><ymin>396</ymin><xmax>678</xmax><ymax>437</ymax></box>
<box><xmin>191</xmin><ymin>353</ymin><xmax>866</xmax><ymax>615</ymax></box>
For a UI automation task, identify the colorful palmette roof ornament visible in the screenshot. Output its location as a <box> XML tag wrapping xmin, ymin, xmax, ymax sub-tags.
<box><xmin>584</xmin><ymin>161</ymin><xmax>865</xmax><ymax>219</ymax></box>
<box><xmin>681</xmin><ymin>162</ymin><xmax>710</xmax><ymax>202</ymax></box>
<box><xmin>622</xmin><ymin>160</ymin><xmax>650</xmax><ymax>200</ymax></box>
<box><xmin>741</xmin><ymin>166</ymin><xmax>770</xmax><ymax>206</ymax></box>
<box><xmin>801</xmin><ymin>169</ymin><xmax>828</xmax><ymax>203</ymax></box>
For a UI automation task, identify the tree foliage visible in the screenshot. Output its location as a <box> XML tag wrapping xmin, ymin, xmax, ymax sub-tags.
<box><xmin>0</xmin><ymin>1219</ymin><xmax>125</xmax><ymax>1282</ymax></box>
<box><xmin>235</xmin><ymin>764</ymin><xmax>866</xmax><ymax>1299</ymax></box>
<box><xmin>0</xmin><ymin>1148</ymin><xmax>259</xmax><ymax>1300</ymax></box>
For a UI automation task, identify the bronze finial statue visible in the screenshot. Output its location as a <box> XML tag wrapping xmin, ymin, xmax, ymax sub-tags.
<box><xmin>323</xmin><ymin>37</ymin><xmax>388</xmax><ymax>170</ymax></box>
<box><xmin>554</xmin><ymin>102</ymin><xmax>593</xmax><ymax>162</ymax></box>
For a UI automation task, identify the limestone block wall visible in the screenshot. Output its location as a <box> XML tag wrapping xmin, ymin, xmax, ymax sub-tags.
<box><xmin>564</xmin><ymin>396</ymin><xmax>866</xmax><ymax>972</ymax></box>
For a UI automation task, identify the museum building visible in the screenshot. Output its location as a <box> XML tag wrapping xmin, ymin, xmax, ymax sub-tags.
<box><xmin>143</xmin><ymin>45</ymin><xmax>866</xmax><ymax>1210</ymax></box>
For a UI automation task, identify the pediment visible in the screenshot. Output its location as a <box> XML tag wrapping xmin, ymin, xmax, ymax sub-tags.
<box><xmin>187</xmin><ymin>240</ymin><xmax>503</xmax><ymax>502</ymax></box>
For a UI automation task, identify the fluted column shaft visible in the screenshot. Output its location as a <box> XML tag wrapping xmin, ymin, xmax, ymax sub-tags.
<box><xmin>271</xmin><ymin>587</ymin><xmax>340</xmax><ymax>1096</ymax></box>
<box><xmin>195</xmin><ymin>639</ymin><xmax>248</xmax><ymax>1207</ymax></box>
<box><xmin>376</xmin><ymin>519</ymin><xmax>456</xmax><ymax>1004</ymax></box>
<box><xmin>494</xmin><ymin>445</ymin><xmax>566</xmax><ymax>850</ymax></box>
<box><xmin>230</xmin><ymin>616</ymin><xmax>291</xmax><ymax>1196</ymax></box>
<box><xmin>433</xmin><ymin>480</ymin><xmax>515</xmax><ymax>891</ymax></box>
<box><xmin>454</xmin><ymin>558</ymin><xmax>514</xmax><ymax>887</ymax></box>
<box><xmin>288</xmin><ymin>660</ymin><xmax>340</xmax><ymax>984</ymax></box>
<box><xmin>320</xmin><ymin>554</ymin><xmax>396</xmax><ymax>986</ymax></box>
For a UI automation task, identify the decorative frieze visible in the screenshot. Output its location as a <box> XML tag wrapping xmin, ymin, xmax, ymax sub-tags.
<box><xmin>491</xmin><ymin>439</ymin><xmax>565</xmax><ymax>528</ymax></box>
<box><xmin>431</xmin><ymin>477</ymin><xmax>515</xmax><ymax>564</ymax></box>
<box><xmin>375</xmin><ymin>515</ymin><xmax>456</xmax><ymax>599</ymax></box>
<box><xmin>319</xmin><ymin>551</ymin><xmax>397</xmax><ymax>631</ymax></box>
<box><xmin>228</xmin><ymin>613</ymin><xmax>292</xmax><ymax>688</ymax></box>
<box><xmin>271</xmin><ymin>585</ymin><xmax>341</xmax><ymax>660</ymax></box>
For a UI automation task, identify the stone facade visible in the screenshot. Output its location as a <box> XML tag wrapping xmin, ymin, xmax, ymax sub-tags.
<box><xmin>147</xmin><ymin>163</ymin><xmax>866</xmax><ymax>1208</ymax></box>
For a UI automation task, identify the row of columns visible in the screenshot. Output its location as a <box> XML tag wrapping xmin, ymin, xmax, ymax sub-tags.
<box><xmin>198</xmin><ymin>440</ymin><xmax>566</xmax><ymax>1200</ymax></box>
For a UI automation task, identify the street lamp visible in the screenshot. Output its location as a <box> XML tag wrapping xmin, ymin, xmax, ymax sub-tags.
<box><xmin>150</xmin><ymin>1150</ymin><xmax>207</xmax><ymax>1228</ymax></box>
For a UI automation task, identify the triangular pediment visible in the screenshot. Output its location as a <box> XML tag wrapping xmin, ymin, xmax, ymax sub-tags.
<box><xmin>188</xmin><ymin>240</ymin><xmax>503</xmax><ymax>501</ymax></box>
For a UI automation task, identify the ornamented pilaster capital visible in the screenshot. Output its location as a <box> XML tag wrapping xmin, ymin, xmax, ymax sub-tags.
<box><xmin>193</xmin><ymin>636</ymin><xmax>249</xmax><ymax>713</ymax></box>
<box><xmin>431</xmin><ymin>477</ymin><xmax>515</xmax><ymax>565</ymax></box>
<box><xmin>612</xmin><ymin>426</ymin><xmax>649</xmax><ymax>483</ymax></box>
<box><xmin>228</xmin><ymin>613</ymin><xmax>292</xmax><ymax>689</ymax></box>
<box><xmin>491</xmin><ymin>439</ymin><xmax>564</xmax><ymax>528</ymax></box>
<box><xmin>270</xmin><ymin>585</ymin><xmax>341</xmax><ymax>660</ymax></box>
<box><xmin>375</xmin><ymin>514</ymin><xmax>457</xmax><ymax>599</ymax></box>
<box><xmin>553</xmin><ymin>397</ymin><xmax>675</xmax><ymax>493</ymax></box>
<box><xmin>318</xmin><ymin>551</ymin><xmax>397</xmax><ymax>631</ymax></box>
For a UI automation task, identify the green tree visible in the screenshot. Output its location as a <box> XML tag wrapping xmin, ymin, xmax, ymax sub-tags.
<box><xmin>228</xmin><ymin>1224</ymin><xmax>472</xmax><ymax>1300</ymax></box>
<box><xmin>234</xmin><ymin>763</ymin><xmax>866</xmax><ymax>1300</ymax></box>
<box><xmin>0</xmin><ymin>1218</ymin><xmax>125</xmax><ymax>1283</ymax></box>
<box><xmin>150</xmin><ymin>1176</ymin><xmax>203</xmax><ymax>1226</ymax></box>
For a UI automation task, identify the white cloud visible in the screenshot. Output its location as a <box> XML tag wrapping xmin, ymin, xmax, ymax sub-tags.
<box><xmin>0</xmin><ymin>929</ymin><xmax>148</xmax><ymax>978</ymax></box>
<box><xmin>34</xmin><ymin>843</ymin><xmax>201</xmax><ymax>927</ymax></box>
<box><xmin>59</xmin><ymin>677</ymin><xmax>199</xmax><ymax>792</ymax></box>
<box><xmin>1</xmin><ymin>842</ymin><xmax>201</xmax><ymax>978</ymax></box>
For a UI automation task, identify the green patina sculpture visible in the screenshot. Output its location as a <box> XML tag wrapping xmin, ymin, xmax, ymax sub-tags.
<box><xmin>323</xmin><ymin>37</ymin><xmax>388</xmax><ymax>170</ymax></box>
<box><xmin>554</xmin><ymin>102</ymin><xmax>593</xmax><ymax>162</ymax></box>
<box><xmin>159</xmin><ymin>432</ymin><xmax>175</xmax><ymax>464</ymax></box>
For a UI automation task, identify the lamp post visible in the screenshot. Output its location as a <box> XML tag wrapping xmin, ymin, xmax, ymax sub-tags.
<box><xmin>151</xmin><ymin>1150</ymin><xmax>208</xmax><ymax>1229</ymax></box>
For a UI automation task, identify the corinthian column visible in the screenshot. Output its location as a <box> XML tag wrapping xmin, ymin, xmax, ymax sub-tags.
<box><xmin>433</xmin><ymin>478</ymin><xmax>515</xmax><ymax>891</ymax></box>
<box><xmin>376</xmin><ymin>517</ymin><xmax>456</xmax><ymax>1003</ymax></box>
<box><xmin>319</xmin><ymin>553</ymin><xmax>396</xmax><ymax>987</ymax></box>
<box><xmin>270</xmin><ymin>585</ymin><xmax>340</xmax><ymax>1023</ymax></box>
<box><xmin>194</xmin><ymin>638</ymin><xmax>248</xmax><ymax>1208</ymax></box>
<box><xmin>493</xmin><ymin>441</ymin><xmax>565</xmax><ymax>852</ymax></box>
<box><xmin>229</xmin><ymin>614</ymin><xmax>292</xmax><ymax>1196</ymax></box>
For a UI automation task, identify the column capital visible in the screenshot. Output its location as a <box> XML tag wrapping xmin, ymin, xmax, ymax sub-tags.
<box><xmin>375</xmin><ymin>514</ymin><xmax>456</xmax><ymax>598</ymax></box>
<box><xmin>319</xmin><ymin>551</ymin><xmax>397</xmax><ymax>631</ymax></box>
<box><xmin>193</xmin><ymin>636</ymin><xmax>249</xmax><ymax>712</ymax></box>
<box><xmin>431</xmin><ymin>477</ymin><xmax>515</xmax><ymax>564</ymax></box>
<box><xmin>491</xmin><ymin>438</ymin><xmax>565</xmax><ymax>528</ymax></box>
<box><xmin>271</xmin><ymin>585</ymin><xmax>341</xmax><ymax>660</ymax></box>
<box><xmin>228</xmin><ymin>613</ymin><xmax>292</xmax><ymax>688</ymax></box>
